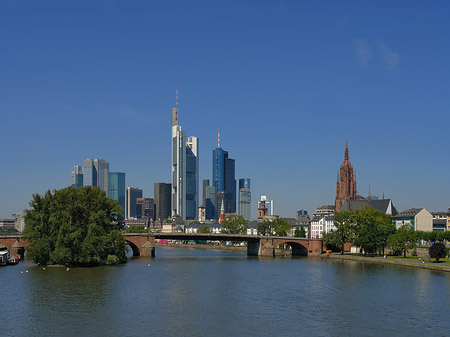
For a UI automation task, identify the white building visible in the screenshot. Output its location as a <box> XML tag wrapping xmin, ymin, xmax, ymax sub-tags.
<box><xmin>310</xmin><ymin>216</ymin><xmax>335</xmax><ymax>239</ymax></box>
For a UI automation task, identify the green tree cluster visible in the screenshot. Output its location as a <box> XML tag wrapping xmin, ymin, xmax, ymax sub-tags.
<box><xmin>387</xmin><ymin>224</ymin><xmax>417</xmax><ymax>257</ymax></box>
<box><xmin>221</xmin><ymin>214</ymin><xmax>248</xmax><ymax>234</ymax></box>
<box><xmin>23</xmin><ymin>186</ymin><xmax>127</xmax><ymax>266</ymax></box>
<box><xmin>323</xmin><ymin>207</ymin><xmax>395</xmax><ymax>256</ymax></box>
<box><xmin>257</xmin><ymin>218</ymin><xmax>291</xmax><ymax>237</ymax></box>
<box><xmin>294</xmin><ymin>226</ymin><xmax>306</xmax><ymax>238</ymax></box>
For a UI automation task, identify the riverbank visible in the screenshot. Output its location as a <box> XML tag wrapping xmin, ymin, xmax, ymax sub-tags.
<box><xmin>323</xmin><ymin>253</ymin><xmax>450</xmax><ymax>272</ymax></box>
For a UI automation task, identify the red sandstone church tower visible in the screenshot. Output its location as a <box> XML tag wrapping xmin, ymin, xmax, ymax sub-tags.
<box><xmin>335</xmin><ymin>140</ymin><xmax>357</xmax><ymax>212</ymax></box>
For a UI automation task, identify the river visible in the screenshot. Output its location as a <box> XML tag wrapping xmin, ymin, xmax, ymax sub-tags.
<box><xmin>1</xmin><ymin>247</ymin><xmax>449</xmax><ymax>337</ymax></box>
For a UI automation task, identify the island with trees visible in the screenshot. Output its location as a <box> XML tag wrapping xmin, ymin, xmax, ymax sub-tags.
<box><xmin>23</xmin><ymin>186</ymin><xmax>127</xmax><ymax>267</ymax></box>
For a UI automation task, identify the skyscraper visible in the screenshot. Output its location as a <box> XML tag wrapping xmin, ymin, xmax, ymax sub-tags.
<box><xmin>125</xmin><ymin>187</ymin><xmax>143</xmax><ymax>219</ymax></box>
<box><xmin>335</xmin><ymin>140</ymin><xmax>357</xmax><ymax>212</ymax></box>
<box><xmin>238</xmin><ymin>178</ymin><xmax>251</xmax><ymax>221</ymax></box>
<box><xmin>212</xmin><ymin>131</ymin><xmax>236</xmax><ymax>215</ymax></box>
<box><xmin>171</xmin><ymin>90</ymin><xmax>199</xmax><ymax>220</ymax></box>
<box><xmin>154</xmin><ymin>182</ymin><xmax>171</xmax><ymax>221</ymax></box>
<box><xmin>71</xmin><ymin>165</ymin><xmax>83</xmax><ymax>187</ymax></box>
<box><xmin>83</xmin><ymin>158</ymin><xmax>109</xmax><ymax>195</ymax></box>
<box><xmin>109</xmin><ymin>172</ymin><xmax>126</xmax><ymax>215</ymax></box>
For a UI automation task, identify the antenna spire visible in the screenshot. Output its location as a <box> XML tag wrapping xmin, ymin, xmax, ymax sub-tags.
<box><xmin>176</xmin><ymin>88</ymin><xmax>178</xmax><ymax>109</ymax></box>
<box><xmin>218</xmin><ymin>130</ymin><xmax>221</xmax><ymax>148</ymax></box>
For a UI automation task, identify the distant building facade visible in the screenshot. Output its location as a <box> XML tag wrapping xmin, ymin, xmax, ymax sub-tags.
<box><xmin>154</xmin><ymin>183</ymin><xmax>171</xmax><ymax>221</ymax></box>
<box><xmin>137</xmin><ymin>198</ymin><xmax>154</xmax><ymax>220</ymax></box>
<box><xmin>335</xmin><ymin>141</ymin><xmax>357</xmax><ymax>212</ymax></box>
<box><xmin>125</xmin><ymin>187</ymin><xmax>143</xmax><ymax>219</ymax></box>
<box><xmin>71</xmin><ymin>165</ymin><xmax>83</xmax><ymax>187</ymax></box>
<box><xmin>393</xmin><ymin>208</ymin><xmax>433</xmax><ymax>231</ymax></box>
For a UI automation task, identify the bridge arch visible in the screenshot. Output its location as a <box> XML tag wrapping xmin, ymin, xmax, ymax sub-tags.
<box><xmin>284</xmin><ymin>241</ymin><xmax>308</xmax><ymax>256</ymax></box>
<box><xmin>126</xmin><ymin>240</ymin><xmax>141</xmax><ymax>256</ymax></box>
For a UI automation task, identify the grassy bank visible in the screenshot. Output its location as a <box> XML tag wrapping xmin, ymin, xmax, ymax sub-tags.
<box><xmin>323</xmin><ymin>253</ymin><xmax>450</xmax><ymax>272</ymax></box>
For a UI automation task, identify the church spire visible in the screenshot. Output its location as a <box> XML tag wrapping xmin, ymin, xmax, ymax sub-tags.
<box><xmin>345</xmin><ymin>139</ymin><xmax>349</xmax><ymax>161</ymax></box>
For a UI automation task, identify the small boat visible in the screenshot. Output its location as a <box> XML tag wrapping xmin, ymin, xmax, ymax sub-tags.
<box><xmin>7</xmin><ymin>255</ymin><xmax>19</xmax><ymax>265</ymax></box>
<box><xmin>0</xmin><ymin>250</ymin><xmax>8</xmax><ymax>266</ymax></box>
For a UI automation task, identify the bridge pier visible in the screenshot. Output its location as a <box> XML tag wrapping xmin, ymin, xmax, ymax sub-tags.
<box><xmin>247</xmin><ymin>241</ymin><xmax>260</xmax><ymax>256</ymax></box>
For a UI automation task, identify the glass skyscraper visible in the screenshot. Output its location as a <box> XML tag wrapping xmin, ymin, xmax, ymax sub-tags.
<box><xmin>212</xmin><ymin>138</ymin><xmax>236</xmax><ymax>215</ymax></box>
<box><xmin>82</xmin><ymin>158</ymin><xmax>109</xmax><ymax>195</ymax></box>
<box><xmin>109</xmin><ymin>172</ymin><xmax>125</xmax><ymax>216</ymax></box>
<box><xmin>238</xmin><ymin>178</ymin><xmax>251</xmax><ymax>221</ymax></box>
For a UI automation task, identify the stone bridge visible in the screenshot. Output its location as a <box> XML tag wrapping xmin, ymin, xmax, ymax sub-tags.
<box><xmin>0</xmin><ymin>234</ymin><xmax>323</xmax><ymax>258</ymax></box>
<box><xmin>126</xmin><ymin>233</ymin><xmax>323</xmax><ymax>257</ymax></box>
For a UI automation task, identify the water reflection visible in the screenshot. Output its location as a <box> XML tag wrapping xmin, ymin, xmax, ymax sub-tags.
<box><xmin>1</xmin><ymin>248</ymin><xmax>450</xmax><ymax>337</ymax></box>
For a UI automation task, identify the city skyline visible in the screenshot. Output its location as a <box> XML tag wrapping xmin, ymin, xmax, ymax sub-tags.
<box><xmin>1</xmin><ymin>1</ymin><xmax>450</xmax><ymax>218</ymax></box>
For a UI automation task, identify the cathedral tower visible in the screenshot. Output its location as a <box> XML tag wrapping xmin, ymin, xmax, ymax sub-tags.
<box><xmin>335</xmin><ymin>140</ymin><xmax>357</xmax><ymax>212</ymax></box>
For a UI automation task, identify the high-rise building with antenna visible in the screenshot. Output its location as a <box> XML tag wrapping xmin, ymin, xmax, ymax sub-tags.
<box><xmin>171</xmin><ymin>90</ymin><xmax>199</xmax><ymax>220</ymax></box>
<box><xmin>212</xmin><ymin>131</ymin><xmax>236</xmax><ymax>216</ymax></box>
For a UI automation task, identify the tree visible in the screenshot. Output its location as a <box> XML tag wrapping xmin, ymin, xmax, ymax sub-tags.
<box><xmin>23</xmin><ymin>186</ymin><xmax>127</xmax><ymax>266</ymax></box>
<box><xmin>273</xmin><ymin>218</ymin><xmax>290</xmax><ymax>236</ymax></box>
<box><xmin>327</xmin><ymin>210</ymin><xmax>357</xmax><ymax>255</ymax></box>
<box><xmin>387</xmin><ymin>224</ymin><xmax>418</xmax><ymax>258</ymax></box>
<box><xmin>294</xmin><ymin>226</ymin><xmax>306</xmax><ymax>238</ymax></box>
<box><xmin>221</xmin><ymin>214</ymin><xmax>248</xmax><ymax>234</ymax></box>
<box><xmin>429</xmin><ymin>242</ymin><xmax>446</xmax><ymax>262</ymax></box>
<box><xmin>257</xmin><ymin>220</ymin><xmax>274</xmax><ymax>236</ymax></box>
<box><xmin>353</xmin><ymin>207</ymin><xmax>395</xmax><ymax>256</ymax></box>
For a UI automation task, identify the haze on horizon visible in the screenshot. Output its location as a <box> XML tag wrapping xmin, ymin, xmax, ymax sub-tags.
<box><xmin>1</xmin><ymin>1</ymin><xmax>449</xmax><ymax>219</ymax></box>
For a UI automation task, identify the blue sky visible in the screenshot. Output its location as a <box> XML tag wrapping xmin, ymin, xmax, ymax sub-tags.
<box><xmin>1</xmin><ymin>1</ymin><xmax>449</xmax><ymax>218</ymax></box>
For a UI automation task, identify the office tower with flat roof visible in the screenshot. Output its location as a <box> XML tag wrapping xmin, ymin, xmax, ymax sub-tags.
<box><xmin>186</xmin><ymin>136</ymin><xmax>199</xmax><ymax>220</ymax></box>
<box><xmin>109</xmin><ymin>172</ymin><xmax>125</xmax><ymax>215</ymax></box>
<box><xmin>238</xmin><ymin>178</ymin><xmax>251</xmax><ymax>221</ymax></box>
<box><xmin>71</xmin><ymin>165</ymin><xmax>83</xmax><ymax>187</ymax></box>
<box><xmin>154</xmin><ymin>182</ymin><xmax>171</xmax><ymax>221</ymax></box>
<box><xmin>205</xmin><ymin>185</ymin><xmax>217</xmax><ymax>220</ymax></box>
<box><xmin>83</xmin><ymin>158</ymin><xmax>109</xmax><ymax>195</ymax></box>
<box><xmin>125</xmin><ymin>187</ymin><xmax>143</xmax><ymax>219</ymax></box>
<box><xmin>202</xmin><ymin>179</ymin><xmax>210</xmax><ymax>205</ymax></box>
<box><xmin>171</xmin><ymin>90</ymin><xmax>199</xmax><ymax>220</ymax></box>
<box><xmin>212</xmin><ymin>131</ymin><xmax>236</xmax><ymax>215</ymax></box>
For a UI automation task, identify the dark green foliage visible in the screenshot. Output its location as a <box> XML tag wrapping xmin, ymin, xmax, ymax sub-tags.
<box><xmin>353</xmin><ymin>207</ymin><xmax>396</xmax><ymax>256</ymax></box>
<box><xmin>387</xmin><ymin>224</ymin><xmax>418</xmax><ymax>258</ymax></box>
<box><xmin>126</xmin><ymin>225</ymin><xmax>148</xmax><ymax>233</ymax></box>
<box><xmin>324</xmin><ymin>210</ymin><xmax>357</xmax><ymax>255</ymax></box>
<box><xmin>325</xmin><ymin>208</ymin><xmax>395</xmax><ymax>256</ymax></box>
<box><xmin>23</xmin><ymin>186</ymin><xmax>127</xmax><ymax>266</ymax></box>
<box><xmin>198</xmin><ymin>226</ymin><xmax>211</xmax><ymax>233</ymax></box>
<box><xmin>294</xmin><ymin>226</ymin><xmax>306</xmax><ymax>238</ymax></box>
<box><xmin>221</xmin><ymin>214</ymin><xmax>248</xmax><ymax>234</ymax></box>
<box><xmin>257</xmin><ymin>218</ymin><xmax>290</xmax><ymax>237</ymax></box>
<box><xmin>429</xmin><ymin>242</ymin><xmax>446</xmax><ymax>262</ymax></box>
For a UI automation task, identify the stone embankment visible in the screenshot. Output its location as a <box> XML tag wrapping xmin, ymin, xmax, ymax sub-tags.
<box><xmin>323</xmin><ymin>254</ymin><xmax>450</xmax><ymax>272</ymax></box>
